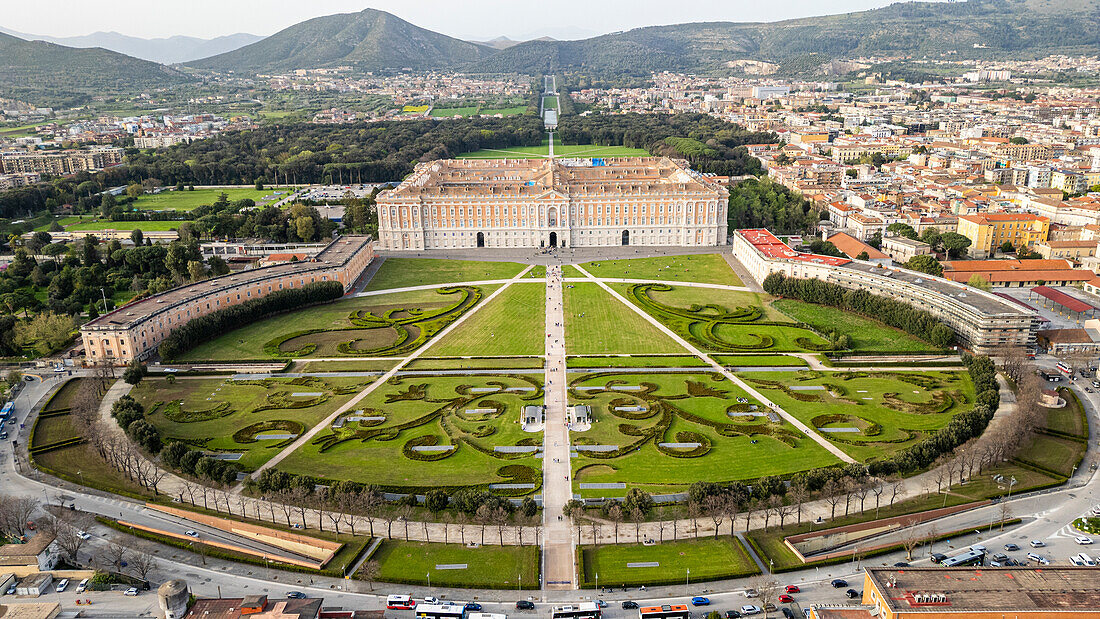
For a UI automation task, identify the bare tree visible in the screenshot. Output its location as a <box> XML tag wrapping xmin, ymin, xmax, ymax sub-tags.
<box><xmin>749</xmin><ymin>575</ymin><xmax>781</xmax><ymax>619</ymax></box>
<box><xmin>493</xmin><ymin>507</ymin><xmax>509</xmax><ymax>546</ymax></box>
<box><xmin>630</xmin><ymin>507</ymin><xmax>645</xmax><ymax>544</ymax></box>
<box><xmin>0</xmin><ymin>496</ymin><xmax>38</xmax><ymax>537</ymax></box>
<box><xmin>129</xmin><ymin>551</ymin><xmax>158</xmax><ymax>581</ymax></box>
<box><xmin>722</xmin><ymin>496</ymin><xmax>740</xmax><ymax>537</ymax></box>
<box><xmin>998</xmin><ymin>501</ymin><xmax>1013</xmax><ymax>532</ymax></box>
<box><xmin>44</xmin><ymin>511</ymin><xmax>91</xmax><ymax>564</ymax></box>
<box><xmin>778</xmin><ymin>502</ymin><xmax>796</xmax><ymax>529</ymax></box>
<box><xmin>323</xmin><ymin>490</ymin><xmax>342</xmax><ymax>535</ymax></box>
<box><xmin>275</xmin><ymin>491</ymin><xmax>295</xmax><ymax>527</ymax></box>
<box><xmin>475</xmin><ymin>504</ymin><xmax>492</xmax><ymax>545</ymax></box>
<box><xmin>99</xmin><ymin>540</ymin><xmax>129</xmax><ymax>572</ymax></box>
<box><xmin>358</xmin><ymin>490</ymin><xmax>383</xmax><ymax>538</ymax></box>
<box><xmin>823</xmin><ymin>479</ymin><xmax>844</xmax><ymax>520</ymax></box>
<box><xmin>789</xmin><ymin>483</ymin><xmax>808</xmax><ymax>525</ymax></box>
<box><xmin>606</xmin><ymin>504</ymin><xmax>623</xmax><ymax>544</ymax></box>
<box><xmin>703</xmin><ymin>495</ymin><xmax>725</xmax><ymax>539</ymax></box>
<box><xmin>870</xmin><ymin>480</ymin><xmax>886</xmax><ymax>518</ymax></box>
<box><xmin>361</xmin><ymin>560</ymin><xmax>380</xmax><ymax>591</ymax></box>
<box><xmin>180</xmin><ymin>480</ymin><xmax>199</xmax><ymax>506</ymax></box>
<box><xmin>900</xmin><ymin>519</ymin><xmax>921</xmax><ymax>560</ymax></box>
<box><xmin>889</xmin><ymin>479</ymin><xmax>904</xmax><ymax>507</ymax></box>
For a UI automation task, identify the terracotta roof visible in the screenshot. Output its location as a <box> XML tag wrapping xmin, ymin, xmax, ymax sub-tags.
<box><xmin>942</xmin><ymin>269</ymin><xmax>1094</xmax><ymax>284</ymax></box>
<box><xmin>958</xmin><ymin>213</ymin><xmax>1049</xmax><ymax>224</ymax></box>
<box><xmin>943</xmin><ymin>259</ymin><xmax>1072</xmax><ymax>272</ymax></box>
<box><xmin>1032</xmin><ymin>285</ymin><xmax>1096</xmax><ymax>313</ymax></box>
<box><xmin>826</xmin><ymin>232</ymin><xmax>889</xmax><ymax>260</ymax></box>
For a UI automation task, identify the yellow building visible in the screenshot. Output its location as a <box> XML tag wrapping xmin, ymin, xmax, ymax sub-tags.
<box><xmin>956</xmin><ymin>212</ymin><xmax>1050</xmax><ymax>258</ymax></box>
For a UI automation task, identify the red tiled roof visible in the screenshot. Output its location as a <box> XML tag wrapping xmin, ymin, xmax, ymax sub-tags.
<box><xmin>739</xmin><ymin>229</ymin><xmax>851</xmax><ymax>266</ymax></box>
<box><xmin>826</xmin><ymin>232</ymin><xmax>889</xmax><ymax>260</ymax></box>
<box><xmin>1032</xmin><ymin>285</ymin><xmax>1096</xmax><ymax>313</ymax></box>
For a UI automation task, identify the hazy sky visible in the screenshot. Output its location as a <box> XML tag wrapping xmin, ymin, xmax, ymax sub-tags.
<box><xmin>2</xmin><ymin>0</ymin><xmax>906</xmax><ymax>40</ymax></box>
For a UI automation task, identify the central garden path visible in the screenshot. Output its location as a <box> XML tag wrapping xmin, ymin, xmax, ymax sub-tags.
<box><xmin>541</xmin><ymin>264</ymin><xmax>576</xmax><ymax>591</ymax></box>
<box><xmin>246</xmin><ymin>264</ymin><xmax>537</xmax><ymax>483</ymax></box>
<box><xmin>572</xmin><ymin>264</ymin><xmax>857</xmax><ymax>465</ymax></box>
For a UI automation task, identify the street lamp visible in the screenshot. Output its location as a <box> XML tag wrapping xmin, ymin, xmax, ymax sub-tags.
<box><xmin>427</xmin><ymin>572</ymin><xmax>431</xmax><ymax>590</ymax></box>
<box><xmin>685</xmin><ymin>568</ymin><xmax>690</xmax><ymax>586</ymax></box>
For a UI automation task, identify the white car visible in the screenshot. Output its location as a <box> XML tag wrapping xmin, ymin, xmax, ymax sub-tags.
<box><xmin>77</xmin><ymin>531</ymin><xmax>91</xmax><ymax>540</ymax></box>
<box><xmin>970</xmin><ymin>544</ymin><xmax>987</xmax><ymax>552</ymax></box>
<box><xmin>124</xmin><ymin>587</ymin><xmax>139</xmax><ymax>596</ymax></box>
<box><xmin>740</xmin><ymin>605</ymin><xmax>762</xmax><ymax>616</ymax></box>
<box><xmin>423</xmin><ymin>597</ymin><xmax>439</xmax><ymax>604</ymax></box>
<box><xmin>184</xmin><ymin>530</ymin><xmax>199</xmax><ymax>537</ymax></box>
<box><xmin>1029</xmin><ymin>539</ymin><xmax>1046</xmax><ymax>548</ymax></box>
<box><xmin>743</xmin><ymin>588</ymin><xmax>759</xmax><ymax>598</ymax></box>
<box><xmin>1075</xmin><ymin>536</ymin><xmax>1093</xmax><ymax>545</ymax></box>
<box><xmin>55</xmin><ymin>579</ymin><xmax>69</xmax><ymax>593</ymax></box>
<box><xmin>75</xmin><ymin>579</ymin><xmax>88</xmax><ymax>593</ymax></box>
<box><xmin>1027</xmin><ymin>552</ymin><xmax>1049</xmax><ymax>565</ymax></box>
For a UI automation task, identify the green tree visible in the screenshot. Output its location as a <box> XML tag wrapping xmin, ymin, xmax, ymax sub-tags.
<box><xmin>130</xmin><ymin>229</ymin><xmax>144</xmax><ymax>246</ymax></box>
<box><xmin>126</xmin><ymin>183</ymin><xmax>144</xmax><ymax>199</ymax></box>
<box><xmin>905</xmin><ymin>255</ymin><xmax>944</xmax><ymax>277</ymax></box>
<box><xmin>122</xmin><ymin>359</ymin><xmax>147</xmax><ymax>385</ymax></box>
<box><xmin>424</xmin><ymin>489</ymin><xmax>449</xmax><ymax>512</ymax></box>
<box><xmin>856</xmin><ymin>251</ymin><xmax>870</xmax><ymax>260</ymax></box>
<box><xmin>887</xmin><ymin>223</ymin><xmax>919</xmax><ymax>240</ymax></box>
<box><xmin>14</xmin><ymin>312</ymin><xmax>77</xmax><ymax>356</ymax></box>
<box><xmin>623</xmin><ymin>488</ymin><xmax>654</xmax><ymax>516</ymax></box>
<box><xmin>967</xmin><ymin>273</ymin><xmax>991</xmax><ymax>291</ymax></box>
<box><xmin>939</xmin><ymin>232</ymin><xmax>972</xmax><ymax>258</ymax></box>
<box><xmin>999</xmin><ymin>241</ymin><xmax>1015</xmax><ymax>253</ymax></box>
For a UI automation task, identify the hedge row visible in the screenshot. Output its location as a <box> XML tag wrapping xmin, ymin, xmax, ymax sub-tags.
<box><xmin>159</xmin><ymin>280</ymin><xmax>345</xmax><ymax>360</ymax></box>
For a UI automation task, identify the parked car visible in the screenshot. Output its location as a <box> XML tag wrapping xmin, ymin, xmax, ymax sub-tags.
<box><xmin>781</xmin><ymin>609</ymin><xmax>795</xmax><ymax>619</ymax></box>
<box><xmin>784</xmin><ymin>585</ymin><xmax>800</xmax><ymax>594</ymax></box>
<box><xmin>692</xmin><ymin>597</ymin><xmax>711</xmax><ymax>607</ymax></box>
<box><xmin>739</xmin><ymin>605</ymin><xmax>762</xmax><ymax>616</ymax></box>
<box><xmin>1076</xmin><ymin>536</ymin><xmax>1094</xmax><ymax>545</ymax></box>
<box><xmin>1030</xmin><ymin>540</ymin><xmax>1046</xmax><ymax>548</ymax></box>
<box><xmin>831</xmin><ymin>579</ymin><xmax>848</xmax><ymax>588</ymax></box>
<box><xmin>764</xmin><ymin>604</ymin><xmax>777</xmax><ymax>613</ymax></box>
<box><xmin>124</xmin><ymin>587</ymin><xmax>139</xmax><ymax>596</ymax></box>
<box><xmin>55</xmin><ymin>580</ymin><xmax>69</xmax><ymax>593</ymax></box>
<box><xmin>1027</xmin><ymin>552</ymin><xmax>1049</xmax><ymax>565</ymax></box>
<box><xmin>595</xmin><ymin>601</ymin><xmax>608</xmax><ymax>609</ymax></box>
<box><xmin>423</xmin><ymin>597</ymin><xmax>439</xmax><ymax>604</ymax></box>
<box><xmin>622</xmin><ymin>602</ymin><xmax>639</xmax><ymax>610</ymax></box>
<box><xmin>724</xmin><ymin>611</ymin><xmax>742</xmax><ymax>619</ymax></box>
<box><xmin>845</xmin><ymin>589</ymin><xmax>860</xmax><ymax>599</ymax></box>
<box><xmin>894</xmin><ymin>562</ymin><xmax>910</xmax><ymax>567</ymax></box>
<box><xmin>992</xmin><ymin>553</ymin><xmax>1009</xmax><ymax>562</ymax></box>
<box><xmin>75</xmin><ymin>579</ymin><xmax>88</xmax><ymax>593</ymax></box>
<box><xmin>970</xmin><ymin>544</ymin><xmax>987</xmax><ymax>552</ymax></box>
<box><xmin>77</xmin><ymin>531</ymin><xmax>91</xmax><ymax>540</ymax></box>
<box><xmin>743</xmin><ymin>588</ymin><xmax>759</xmax><ymax>598</ymax></box>
<box><xmin>778</xmin><ymin>594</ymin><xmax>794</xmax><ymax>603</ymax></box>
<box><xmin>5</xmin><ymin>585</ymin><xmax>14</xmax><ymax>596</ymax></box>
<box><xmin>1004</xmin><ymin>543</ymin><xmax>1020</xmax><ymax>551</ymax></box>
<box><xmin>516</xmin><ymin>601</ymin><xmax>535</xmax><ymax>610</ymax></box>
<box><xmin>285</xmin><ymin>592</ymin><xmax>306</xmax><ymax>599</ymax></box>
<box><xmin>930</xmin><ymin>552</ymin><xmax>947</xmax><ymax>564</ymax></box>
<box><xmin>464</xmin><ymin>603</ymin><xmax>482</xmax><ymax>612</ymax></box>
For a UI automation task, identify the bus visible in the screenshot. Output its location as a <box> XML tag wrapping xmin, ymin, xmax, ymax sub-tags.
<box><xmin>640</xmin><ymin>605</ymin><xmax>691</xmax><ymax>619</ymax></box>
<box><xmin>0</xmin><ymin>401</ymin><xmax>12</xmax><ymax>421</ymax></box>
<box><xmin>1057</xmin><ymin>362</ymin><xmax>1073</xmax><ymax>375</ymax></box>
<box><xmin>940</xmin><ymin>549</ymin><xmax>985</xmax><ymax>567</ymax></box>
<box><xmin>415</xmin><ymin>604</ymin><xmax>466</xmax><ymax>619</ymax></box>
<box><xmin>387</xmin><ymin>595</ymin><xmax>417</xmax><ymax>610</ymax></box>
<box><xmin>551</xmin><ymin>603</ymin><xmax>600</xmax><ymax>619</ymax></box>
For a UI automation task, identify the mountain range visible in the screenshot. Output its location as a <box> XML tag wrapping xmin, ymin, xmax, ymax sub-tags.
<box><xmin>3</xmin><ymin>0</ymin><xmax>1100</xmax><ymax>105</ymax></box>
<box><xmin>0</xmin><ymin>27</ymin><xmax>262</xmax><ymax>64</ymax></box>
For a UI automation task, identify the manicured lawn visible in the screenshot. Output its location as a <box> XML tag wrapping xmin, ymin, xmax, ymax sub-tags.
<box><xmin>1045</xmin><ymin>387</ymin><xmax>1088</xmax><ymax>438</ymax></box>
<box><xmin>618</xmin><ymin>284</ymin><xmax>833</xmax><ymax>353</ymax></box>
<box><xmin>432</xmin><ymin>282</ymin><xmax>545</xmax><ymax>356</ymax></box>
<box><xmin>579</xmin><ymin>537</ymin><xmax>759</xmax><ymax>587</ymax></box>
<box><xmin>405</xmin><ymin>357</ymin><xmax>545</xmax><ymax>370</ymax></box>
<box><xmin>569</xmin><ymin>371</ymin><xmax>841</xmax><ymax>497</ymax></box>
<box><xmin>431</xmin><ymin>106</ymin><xmax>480</xmax><ymax>117</ymax></box>
<box><xmin>31</xmin><ymin>414</ymin><xmax>78</xmax><ymax>448</ymax></box>
<box><xmin>364</xmin><ymin>258</ymin><xmax>526</xmax><ymax>291</ymax></box>
<box><xmin>278</xmin><ymin>374</ymin><xmax>542</xmax><ymax>491</ymax></box>
<box><xmin>67</xmin><ymin>220</ymin><xmax>183</xmax><ymax>231</ymax></box>
<box><xmin>567</xmin><ymin>355</ymin><xmax>709</xmax><ymax>368</ymax></box>
<box><xmin>178</xmin><ymin>287</ymin><xmax>492</xmax><ymax>361</ymax></box>
<box><xmin>1015</xmin><ymin>433</ymin><xmax>1085</xmax><ymax>477</ymax></box>
<box><xmin>772</xmin><ymin>299</ymin><xmax>939</xmax><ymax>353</ymax></box>
<box><xmin>43</xmin><ymin>377</ymin><xmax>90</xmax><ymax>411</ymax></box>
<box><xmin>480</xmin><ymin>106</ymin><xmax>528</xmax><ymax>116</ymax></box>
<box><xmin>564</xmin><ymin>283</ymin><xmax>683</xmax><ymax>355</ymax></box>
<box><xmin>581</xmin><ymin>254</ymin><xmax>741</xmax><ymax>286</ymax></box>
<box><xmin>738</xmin><ymin>370</ymin><xmax>975</xmax><ymax>461</ymax></box>
<box><xmin>33</xmin><ymin>442</ymin><xmax>154</xmax><ymax>499</ymax></box>
<box><xmin>457</xmin><ymin>141</ymin><xmax>650</xmax><ymax>159</ymax></box>
<box><xmin>131</xmin><ymin>375</ymin><xmax>372</xmax><ymax>471</ymax></box>
<box><xmin>368</xmin><ymin>540</ymin><xmax>539</xmax><ymax>589</ymax></box>
<box><xmin>128</xmin><ymin>188</ymin><xmax>286</xmax><ymax>212</ymax></box>
<box><xmin>712</xmin><ymin>355</ymin><xmax>808</xmax><ymax>367</ymax></box>
<box><xmin>297</xmin><ymin>360</ymin><xmax>400</xmax><ymax>373</ymax></box>
<box><xmin>526</xmin><ymin>265</ymin><xmax>546</xmax><ymax>278</ymax></box>
<box><xmin>562</xmin><ymin>265</ymin><xmax>586</xmax><ymax>278</ymax></box>
<box><xmin>542</xmin><ymin>96</ymin><xmax>558</xmax><ymax>110</ymax></box>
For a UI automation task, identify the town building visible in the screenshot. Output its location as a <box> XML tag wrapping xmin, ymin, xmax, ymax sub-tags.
<box><xmin>0</xmin><ymin>147</ymin><xmax>123</xmax><ymax>176</ymax></box>
<box><xmin>733</xmin><ymin>229</ymin><xmax>1037</xmax><ymax>353</ymax></box>
<box><xmin>941</xmin><ymin>258</ymin><xmax>1095</xmax><ymax>287</ymax></box>
<box><xmin>376</xmin><ymin>157</ymin><xmax>728</xmax><ymax>250</ymax></box>
<box><xmin>185</xmin><ymin>596</ymin><xmax>323</xmax><ymax>619</ymax></box>
<box><xmin>0</xmin><ymin>535</ymin><xmax>60</xmax><ymax>576</ymax></box>
<box><xmin>956</xmin><ymin>213</ymin><xmax>1050</xmax><ymax>258</ymax></box>
<box><xmin>80</xmin><ymin>236</ymin><xmax>375</xmax><ymax>364</ymax></box>
<box><xmin>881</xmin><ymin>235</ymin><xmax>933</xmax><ymax>263</ymax></box>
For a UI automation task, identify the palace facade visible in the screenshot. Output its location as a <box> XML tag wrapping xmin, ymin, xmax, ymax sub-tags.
<box><xmin>376</xmin><ymin>157</ymin><xmax>728</xmax><ymax>249</ymax></box>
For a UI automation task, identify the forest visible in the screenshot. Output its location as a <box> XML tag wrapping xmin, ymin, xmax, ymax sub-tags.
<box><xmin>726</xmin><ymin>177</ymin><xmax>822</xmax><ymax>234</ymax></box>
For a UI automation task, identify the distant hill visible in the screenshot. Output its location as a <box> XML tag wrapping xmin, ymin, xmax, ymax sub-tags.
<box><xmin>189</xmin><ymin>8</ymin><xmax>493</xmax><ymax>73</ymax></box>
<box><xmin>469</xmin><ymin>0</ymin><xmax>1100</xmax><ymax>76</ymax></box>
<box><xmin>0</xmin><ymin>28</ymin><xmax>262</xmax><ymax>63</ymax></box>
<box><xmin>0</xmin><ymin>32</ymin><xmax>194</xmax><ymax>105</ymax></box>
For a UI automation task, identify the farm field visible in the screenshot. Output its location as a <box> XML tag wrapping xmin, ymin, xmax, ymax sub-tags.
<box><xmin>364</xmin><ymin>258</ymin><xmax>526</xmax><ymax>291</ymax></box>
<box><xmin>772</xmin><ymin>299</ymin><xmax>940</xmax><ymax>353</ymax></box>
<box><xmin>568</xmin><ymin>371</ymin><xmax>841</xmax><ymax>497</ymax></box>
<box><xmin>130</xmin><ymin>375</ymin><xmax>372</xmax><ymax>471</ymax></box>
<box><xmin>277</xmin><ymin>374</ymin><xmax>543</xmax><ymax>491</ymax></box>
<box><xmin>578</xmin><ymin>537</ymin><xmax>759</xmax><ymax>587</ymax></box>
<box><xmin>738</xmin><ymin>369</ymin><xmax>975</xmax><ymax>461</ymax></box>
<box><xmin>580</xmin><ymin>254</ymin><xmax>742</xmax><ymax>286</ymax></box>
<box><xmin>177</xmin><ymin>286</ymin><xmax>496</xmax><ymax>361</ymax></box>
<box><xmin>431</xmin><ymin>282</ymin><xmax>546</xmax><ymax>356</ymax></box>
<box><xmin>564</xmin><ymin>283</ymin><xmax>683</xmax><ymax>355</ymax></box>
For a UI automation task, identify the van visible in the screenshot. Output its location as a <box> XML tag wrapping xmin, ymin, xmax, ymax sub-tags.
<box><xmin>1072</xmin><ymin>553</ymin><xmax>1096</xmax><ymax>566</ymax></box>
<box><xmin>55</xmin><ymin>579</ymin><xmax>69</xmax><ymax>593</ymax></box>
<box><xmin>75</xmin><ymin>578</ymin><xmax>88</xmax><ymax>593</ymax></box>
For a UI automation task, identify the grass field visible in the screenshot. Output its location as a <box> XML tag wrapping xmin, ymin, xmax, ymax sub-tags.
<box><xmin>579</xmin><ymin>537</ymin><xmax>759</xmax><ymax>587</ymax></box>
<box><xmin>457</xmin><ymin>141</ymin><xmax>650</xmax><ymax>160</ymax></box>
<box><xmin>567</xmin><ymin>355</ymin><xmax>709</xmax><ymax>368</ymax></box>
<box><xmin>297</xmin><ymin>360</ymin><xmax>400</xmax><ymax>373</ymax></box>
<box><xmin>278</xmin><ymin>374</ymin><xmax>542</xmax><ymax>490</ymax></box>
<box><xmin>569</xmin><ymin>371</ymin><xmax>841</xmax><ymax>497</ymax></box>
<box><xmin>432</xmin><ymin>282</ymin><xmax>546</xmax><ymax>356</ymax></box>
<box><xmin>1045</xmin><ymin>387</ymin><xmax>1089</xmax><ymax>437</ymax></box>
<box><xmin>43</xmin><ymin>377</ymin><xmax>89</xmax><ymax>411</ymax></box>
<box><xmin>31</xmin><ymin>414</ymin><xmax>77</xmax><ymax>448</ymax></box>
<box><xmin>772</xmin><ymin>299</ymin><xmax>939</xmax><ymax>353</ymax></box>
<box><xmin>580</xmin><ymin>254</ymin><xmax>741</xmax><ymax>286</ymax></box>
<box><xmin>179</xmin><ymin>287</ymin><xmax>490</xmax><ymax>361</ymax></box>
<box><xmin>739</xmin><ymin>370</ymin><xmax>975</xmax><ymax>461</ymax></box>
<box><xmin>368</xmin><ymin>540</ymin><xmax>539</xmax><ymax>589</ymax></box>
<box><xmin>1015</xmin><ymin>433</ymin><xmax>1084</xmax><ymax>477</ymax></box>
<box><xmin>430</xmin><ymin>106</ymin><xmax>480</xmax><ymax>118</ymax></box>
<box><xmin>565</xmin><ymin>283</ymin><xmax>683</xmax><ymax>354</ymax></box>
<box><xmin>480</xmin><ymin>106</ymin><xmax>528</xmax><ymax>117</ymax></box>
<box><xmin>365</xmin><ymin>258</ymin><xmax>525</xmax><ymax>291</ymax></box>
<box><xmin>562</xmin><ymin>265</ymin><xmax>586</xmax><ymax>278</ymax></box>
<box><xmin>712</xmin><ymin>355</ymin><xmax>809</xmax><ymax>367</ymax></box>
<box><xmin>130</xmin><ymin>375</ymin><xmax>372</xmax><ymax>471</ymax></box>
<box><xmin>128</xmin><ymin>188</ymin><xmax>286</xmax><ymax>212</ymax></box>
<box><xmin>66</xmin><ymin>220</ymin><xmax>183</xmax><ymax>231</ymax></box>
<box><xmin>542</xmin><ymin>96</ymin><xmax>558</xmax><ymax>110</ymax></box>
<box><xmin>405</xmin><ymin>357</ymin><xmax>544</xmax><ymax>370</ymax></box>
<box><xmin>33</xmin><ymin>441</ymin><xmax>153</xmax><ymax>499</ymax></box>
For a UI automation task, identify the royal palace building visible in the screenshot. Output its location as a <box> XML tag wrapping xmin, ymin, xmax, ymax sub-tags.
<box><xmin>376</xmin><ymin>157</ymin><xmax>728</xmax><ymax>250</ymax></box>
